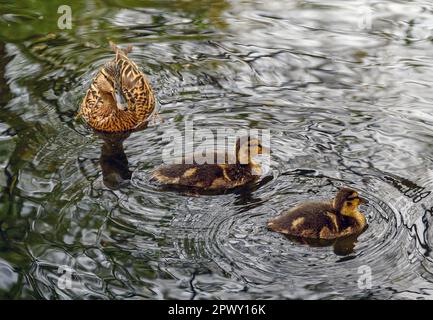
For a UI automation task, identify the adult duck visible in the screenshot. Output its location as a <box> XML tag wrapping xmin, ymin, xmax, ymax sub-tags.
<box><xmin>78</xmin><ymin>42</ymin><xmax>155</xmax><ymax>132</ymax></box>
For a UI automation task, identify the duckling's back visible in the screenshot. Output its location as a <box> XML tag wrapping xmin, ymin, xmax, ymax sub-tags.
<box><xmin>152</xmin><ymin>162</ymin><xmax>255</xmax><ymax>190</ymax></box>
<box><xmin>267</xmin><ymin>202</ymin><xmax>341</xmax><ymax>239</ymax></box>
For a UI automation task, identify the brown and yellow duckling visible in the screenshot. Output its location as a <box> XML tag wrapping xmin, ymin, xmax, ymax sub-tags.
<box><xmin>151</xmin><ymin>136</ymin><xmax>268</xmax><ymax>192</ymax></box>
<box><xmin>267</xmin><ymin>187</ymin><xmax>368</xmax><ymax>239</ymax></box>
<box><xmin>77</xmin><ymin>42</ymin><xmax>155</xmax><ymax>133</ymax></box>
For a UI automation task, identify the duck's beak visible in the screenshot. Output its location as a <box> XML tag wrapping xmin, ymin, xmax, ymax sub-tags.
<box><xmin>358</xmin><ymin>197</ymin><xmax>368</xmax><ymax>205</ymax></box>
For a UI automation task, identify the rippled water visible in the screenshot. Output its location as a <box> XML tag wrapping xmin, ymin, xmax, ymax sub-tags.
<box><xmin>2</xmin><ymin>0</ymin><xmax>433</xmax><ymax>299</ymax></box>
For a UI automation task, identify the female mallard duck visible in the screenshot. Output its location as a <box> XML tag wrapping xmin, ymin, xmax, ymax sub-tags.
<box><xmin>151</xmin><ymin>136</ymin><xmax>268</xmax><ymax>192</ymax></box>
<box><xmin>77</xmin><ymin>42</ymin><xmax>155</xmax><ymax>133</ymax></box>
<box><xmin>267</xmin><ymin>187</ymin><xmax>367</xmax><ymax>239</ymax></box>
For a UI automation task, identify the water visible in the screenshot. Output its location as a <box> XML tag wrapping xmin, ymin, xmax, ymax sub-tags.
<box><xmin>1</xmin><ymin>0</ymin><xmax>433</xmax><ymax>300</ymax></box>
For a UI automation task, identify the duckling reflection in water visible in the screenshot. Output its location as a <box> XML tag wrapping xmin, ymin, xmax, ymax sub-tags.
<box><xmin>151</xmin><ymin>136</ymin><xmax>269</xmax><ymax>193</ymax></box>
<box><xmin>284</xmin><ymin>231</ymin><xmax>366</xmax><ymax>256</ymax></box>
<box><xmin>268</xmin><ymin>188</ymin><xmax>368</xmax><ymax>251</ymax></box>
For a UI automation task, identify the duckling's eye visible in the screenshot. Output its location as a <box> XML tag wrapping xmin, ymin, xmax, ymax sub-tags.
<box><xmin>346</xmin><ymin>201</ymin><xmax>353</xmax><ymax>206</ymax></box>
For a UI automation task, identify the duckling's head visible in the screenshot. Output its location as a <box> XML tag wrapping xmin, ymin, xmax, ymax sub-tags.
<box><xmin>333</xmin><ymin>187</ymin><xmax>367</xmax><ymax>218</ymax></box>
<box><xmin>236</xmin><ymin>136</ymin><xmax>265</xmax><ymax>165</ymax></box>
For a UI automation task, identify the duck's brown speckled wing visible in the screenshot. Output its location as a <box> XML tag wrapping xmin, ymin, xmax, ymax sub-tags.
<box><xmin>79</xmin><ymin>71</ymin><xmax>127</xmax><ymax>130</ymax></box>
<box><xmin>79</xmin><ymin>73</ymin><xmax>106</xmax><ymax>122</ymax></box>
<box><xmin>267</xmin><ymin>202</ymin><xmax>341</xmax><ymax>239</ymax></box>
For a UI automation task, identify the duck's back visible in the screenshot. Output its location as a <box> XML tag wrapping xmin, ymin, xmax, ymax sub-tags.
<box><xmin>267</xmin><ymin>201</ymin><xmax>342</xmax><ymax>239</ymax></box>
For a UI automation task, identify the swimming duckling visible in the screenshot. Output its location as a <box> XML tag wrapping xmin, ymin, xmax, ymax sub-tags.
<box><xmin>267</xmin><ymin>187</ymin><xmax>367</xmax><ymax>239</ymax></box>
<box><xmin>151</xmin><ymin>136</ymin><xmax>268</xmax><ymax>192</ymax></box>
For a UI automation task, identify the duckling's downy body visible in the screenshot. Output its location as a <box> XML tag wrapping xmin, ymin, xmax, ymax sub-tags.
<box><xmin>152</xmin><ymin>137</ymin><xmax>266</xmax><ymax>192</ymax></box>
<box><xmin>268</xmin><ymin>188</ymin><xmax>367</xmax><ymax>239</ymax></box>
<box><xmin>78</xmin><ymin>42</ymin><xmax>155</xmax><ymax>133</ymax></box>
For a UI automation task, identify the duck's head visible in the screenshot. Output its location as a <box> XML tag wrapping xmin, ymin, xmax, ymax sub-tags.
<box><xmin>333</xmin><ymin>187</ymin><xmax>367</xmax><ymax>219</ymax></box>
<box><xmin>96</xmin><ymin>75</ymin><xmax>115</xmax><ymax>96</ymax></box>
<box><xmin>236</xmin><ymin>136</ymin><xmax>265</xmax><ymax>164</ymax></box>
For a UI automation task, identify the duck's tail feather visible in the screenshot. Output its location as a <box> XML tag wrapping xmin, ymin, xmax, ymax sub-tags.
<box><xmin>109</xmin><ymin>41</ymin><xmax>133</xmax><ymax>58</ymax></box>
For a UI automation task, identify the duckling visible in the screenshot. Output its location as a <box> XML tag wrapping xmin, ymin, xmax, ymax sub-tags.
<box><xmin>78</xmin><ymin>42</ymin><xmax>155</xmax><ymax>133</ymax></box>
<box><xmin>267</xmin><ymin>187</ymin><xmax>367</xmax><ymax>239</ymax></box>
<box><xmin>151</xmin><ymin>136</ymin><xmax>268</xmax><ymax>192</ymax></box>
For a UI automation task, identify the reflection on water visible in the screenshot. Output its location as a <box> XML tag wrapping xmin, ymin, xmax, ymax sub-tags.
<box><xmin>99</xmin><ymin>134</ymin><xmax>132</xmax><ymax>190</ymax></box>
<box><xmin>97</xmin><ymin>127</ymin><xmax>150</xmax><ymax>190</ymax></box>
<box><xmin>284</xmin><ymin>230</ymin><xmax>365</xmax><ymax>257</ymax></box>
<box><xmin>1</xmin><ymin>0</ymin><xmax>433</xmax><ymax>299</ymax></box>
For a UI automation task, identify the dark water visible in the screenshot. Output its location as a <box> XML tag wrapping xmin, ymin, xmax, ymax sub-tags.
<box><xmin>1</xmin><ymin>0</ymin><xmax>433</xmax><ymax>299</ymax></box>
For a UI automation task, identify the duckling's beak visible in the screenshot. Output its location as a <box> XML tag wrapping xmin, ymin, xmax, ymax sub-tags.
<box><xmin>358</xmin><ymin>197</ymin><xmax>368</xmax><ymax>205</ymax></box>
<box><xmin>260</xmin><ymin>146</ymin><xmax>270</xmax><ymax>155</ymax></box>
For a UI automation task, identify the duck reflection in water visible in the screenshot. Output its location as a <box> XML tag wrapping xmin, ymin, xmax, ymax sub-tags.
<box><xmin>98</xmin><ymin>132</ymin><xmax>132</xmax><ymax>189</ymax></box>
<box><xmin>97</xmin><ymin>125</ymin><xmax>147</xmax><ymax>189</ymax></box>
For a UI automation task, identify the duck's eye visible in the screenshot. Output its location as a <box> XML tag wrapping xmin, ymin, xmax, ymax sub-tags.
<box><xmin>346</xmin><ymin>201</ymin><xmax>353</xmax><ymax>206</ymax></box>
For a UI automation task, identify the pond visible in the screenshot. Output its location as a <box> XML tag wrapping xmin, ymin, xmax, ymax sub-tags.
<box><xmin>1</xmin><ymin>0</ymin><xmax>433</xmax><ymax>299</ymax></box>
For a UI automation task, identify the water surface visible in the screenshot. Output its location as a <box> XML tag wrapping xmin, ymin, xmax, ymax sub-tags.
<box><xmin>1</xmin><ymin>0</ymin><xmax>433</xmax><ymax>299</ymax></box>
